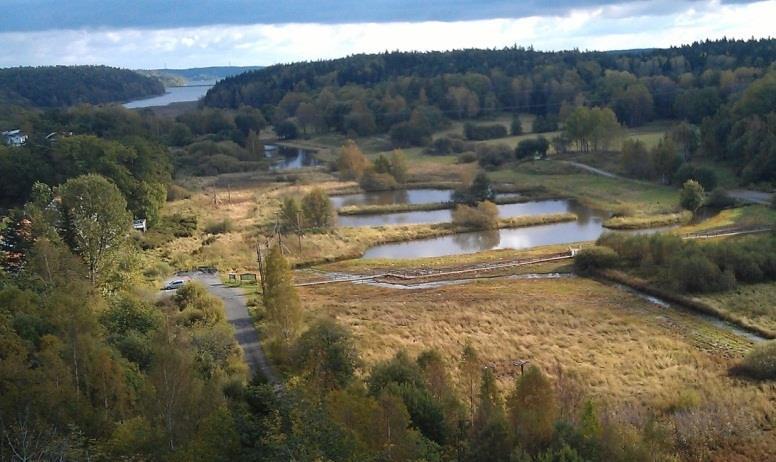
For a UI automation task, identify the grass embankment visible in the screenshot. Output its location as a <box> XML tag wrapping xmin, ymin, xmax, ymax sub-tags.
<box><xmin>594</xmin><ymin>269</ymin><xmax>776</xmax><ymax>340</ymax></box>
<box><xmin>676</xmin><ymin>205</ymin><xmax>776</xmax><ymax>234</ymax></box>
<box><xmin>697</xmin><ymin>282</ymin><xmax>776</xmax><ymax>336</ymax></box>
<box><xmin>490</xmin><ymin>160</ymin><xmax>680</xmax><ymax>216</ymax></box>
<box><xmin>336</xmin><ymin>193</ymin><xmax>547</xmax><ymax>216</ymax></box>
<box><xmin>603</xmin><ymin>211</ymin><xmax>692</xmax><ymax>229</ymax></box>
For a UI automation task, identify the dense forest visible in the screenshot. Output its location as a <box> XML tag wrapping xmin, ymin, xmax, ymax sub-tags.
<box><xmin>204</xmin><ymin>38</ymin><xmax>776</xmax><ymax>183</ymax></box>
<box><xmin>0</xmin><ymin>66</ymin><xmax>163</xmax><ymax>107</ymax></box>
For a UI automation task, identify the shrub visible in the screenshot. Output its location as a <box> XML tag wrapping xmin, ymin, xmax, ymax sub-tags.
<box><xmin>204</xmin><ymin>218</ymin><xmax>235</xmax><ymax>235</ymax></box>
<box><xmin>532</xmin><ymin>115</ymin><xmax>559</xmax><ymax>133</ymax></box>
<box><xmin>476</xmin><ymin>143</ymin><xmax>513</xmax><ymax>169</ymax></box>
<box><xmin>510</xmin><ymin>116</ymin><xmax>523</xmax><ymax>135</ymax></box>
<box><xmin>680</xmin><ymin>180</ymin><xmax>705</xmax><ymax>212</ymax></box>
<box><xmin>452</xmin><ymin>201</ymin><xmax>499</xmax><ymax>230</ymax></box>
<box><xmin>457</xmin><ymin>152</ymin><xmax>477</xmax><ymax>164</ymax></box>
<box><xmin>302</xmin><ymin>188</ymin><xmax>334</xmax><ymax>228</ymax></box>
<box><xmin>674</xmin><ymin>164</ymin><xmax>718</xmax><ymax>190</ymax></box>
<box><xmin>463</xmin><ymin>122</ymin><xmax>508</xmax><ymax>141</ymax></box>
<box><xmin>705</xmin><ymin>188</ymin><xmax>735</xmax><ymax>209</ymax></box>
<box><xmin>390</xmin><ymin>121</ymin><xmax>432</xmax><ymax>147</ymax></box>
<box><xmin>515</xmin><ymin>136</ymin><xmax>550</xmax><ymax>160</ymax></box>
<box><xmin>166</xmin><ymin>184</ymin><xmax>191</xmax><ymax>201</ymax></box>
<box><xmin>359</xmin><ymin>171</ymin><xmax>399</xmax><ymax>191</ymax></box>
<box><xmin>574</xmin><ymin>246</ymin><xmax>620</xmax><ymax>273</ymax></box>
<box><xmin>732</xmin><ymin>341</ymin><xmax>776</xmax><ymax>380</ymax></box>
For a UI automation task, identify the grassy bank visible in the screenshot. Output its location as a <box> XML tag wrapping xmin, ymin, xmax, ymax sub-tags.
<box><xmin>336</xmin><ymin>193</ymin><xmax>546</xmax><ymax>216</ymax></box>
<box><xmin>603</xmin><ymin>211</ymin><xmax>692</xmax><ymax>229</ymax></box>
<box><xmin>594</xmin><ymin>269</ymin><xmax>776</xmax><ymax>340</ymax></box>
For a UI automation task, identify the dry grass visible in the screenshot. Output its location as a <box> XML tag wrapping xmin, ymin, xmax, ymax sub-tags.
<box><xmin>297</xmin><ymin>275</ymin><xmax>776</xmax><ymax>459</ymax></box>
<box><xmin>604</xmin><ymin>211</ymin><xmax>692</xmax><ymax>229</ymax></box>
<box><xmin>698</xmin><ymin>282</ymin><xmax>776</xmax><ymax>334</ymax></box>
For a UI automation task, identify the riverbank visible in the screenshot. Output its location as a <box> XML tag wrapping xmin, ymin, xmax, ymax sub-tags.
<box><xmin>593</xmin><ymin>269</ymin><xmax>776</xmax><ymax>340</ymax></box>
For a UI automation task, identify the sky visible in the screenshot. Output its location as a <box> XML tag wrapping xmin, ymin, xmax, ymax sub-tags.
<box><xmin>1</xmin><ymin>0</ymin><xmax>774</xmax><ymax>69</ymax></box>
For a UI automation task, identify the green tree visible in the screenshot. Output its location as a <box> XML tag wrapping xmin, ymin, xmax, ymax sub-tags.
<box><xmin>302</xmin><ymin>188</ymin><xmax>334</xmax><ymax>228</ymax></box>
<box><xmin>280</xmin><ymin>196</ymin><xmax>303</xmax><ymax>233</ymax></box>
<box><xmin>59</xmin><ymin>174</ymin><xmax>131</xmax><ymax>284</ymax></box>
<box><xmin>292</xmin><ymin>318</ymin><xmax>360</xmax><ymax>391</ymax></box>
<box><xmin>507</xmin><ymin>366</ymin><xmax>558</xmax><ymax>454</ymax></box>
<box><xmin>511</xmin><ymin>116</ymin><xmax>523</xmax><ymax>135</ymax></box>
<box><xmin>680</xmin><ymin>179</ymin><xmax>705</xmax><ymax>213</ymax></box>
<box><xmin>262</xmin><ymin>245</ymin><xmax>303</xmax><ymax>346</ymax></box>
<box><xmin>388</xmin><ymin>150</ymin><xmax>409</xmax><ymax>184</ymax></box>
<box><xmin>460</xmin><ymin>344</ymin><xmax>481</xmax><ymax>424</ymax></box>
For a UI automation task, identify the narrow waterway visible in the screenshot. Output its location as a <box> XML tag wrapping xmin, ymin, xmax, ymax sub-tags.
<box><xmin>266</xmin><ymin>145</ymin><xmax>321</xmax><ymax>170</ymax></box>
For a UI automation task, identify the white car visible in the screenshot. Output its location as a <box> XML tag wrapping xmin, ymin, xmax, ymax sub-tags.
<box><xmin>162</xmin><ymin>279</ymin><xmax>186</xmax><ymax>291</ymax></box>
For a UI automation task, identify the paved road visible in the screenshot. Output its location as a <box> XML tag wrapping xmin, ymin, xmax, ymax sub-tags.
<box><xmin>728</xmin><ymin>189</ymin><xmax>774</xmax><ymax>206</ymax></box>
<box><xmin>176</xmin><ymin>272</ymin><xmax>279</xmax><ymax>385</ymax></box>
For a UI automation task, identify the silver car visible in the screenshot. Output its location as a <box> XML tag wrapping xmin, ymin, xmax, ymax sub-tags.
<box><xmin>162</xmin><ymin>279</ymin><xmax>186</xmax><ymax>290</ymax></box>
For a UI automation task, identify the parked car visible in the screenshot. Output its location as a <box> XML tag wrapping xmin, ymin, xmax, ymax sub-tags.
<box><xmin>162</xmin><ymin>279</ymin><xmax>186</xmax><ymax>290</ymax></box>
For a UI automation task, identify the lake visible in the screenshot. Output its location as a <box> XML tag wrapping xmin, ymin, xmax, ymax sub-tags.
<box><xmin>361</xmin><ymin>201</ymin><xmax>674</xmax><ymax>259</ymax></box>
<box><xmin>338</xmin><ymin>198</ymin><xmax>572</xmax><ymax>228</ymax></box>
<box><xmin>124</xmin><ymin>82</ymin><xmax>214</xmax><ymax>108</ymax></box>
<box><xmin>332</xmin><ymin>189</ymin><xmax>454</xmax><ymax>208</ymax></box>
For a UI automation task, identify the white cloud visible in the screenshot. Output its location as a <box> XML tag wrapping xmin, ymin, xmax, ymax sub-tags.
<box><xmin>0</xmin><ymin>0</ymin><xmax>773</xmax><ymax>68</ymax></box>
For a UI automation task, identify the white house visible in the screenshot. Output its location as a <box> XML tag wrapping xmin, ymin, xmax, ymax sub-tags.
<box><xmin>2</xmin><ymin>129</ymin><xmax>27</xmax><ymax>147</ymax></box>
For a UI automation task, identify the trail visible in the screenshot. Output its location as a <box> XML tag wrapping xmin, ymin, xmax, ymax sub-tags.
<box><xmin>172</xmin><ymin>271</ymin><xmax>280</xmax><ymax>385</ymax></box>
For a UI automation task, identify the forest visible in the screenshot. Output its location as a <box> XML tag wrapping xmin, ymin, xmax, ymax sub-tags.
<box><xmin>0</xmin><ymin>65</ymin><xmax>163</xmax><ymax>107</ymax></box>
<box><xmin>204</xmin><ymin>38</ymin><xmax>776</xmax><ymax>183</ymax></box>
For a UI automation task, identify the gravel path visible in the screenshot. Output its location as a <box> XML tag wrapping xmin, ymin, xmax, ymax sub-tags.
<box><xmin>183</xmin><ymin>272</ymin><xmax>279</xmax><ymax>385</ymax></box>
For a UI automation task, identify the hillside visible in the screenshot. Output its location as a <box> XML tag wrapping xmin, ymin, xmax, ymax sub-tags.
<box><xmin>136</xmin><ymin>66</ymin><xmax>263</xmax><ymax>86</ymax></box>
<box><xmin>0</xmin><ymin>65</ymin><xmax>164</xmax><ymax>107</ymax></box>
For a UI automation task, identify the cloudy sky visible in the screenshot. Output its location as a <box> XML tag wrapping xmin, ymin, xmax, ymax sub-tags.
<box><xmin>1</xmin><ymin>0</ymin><xmax>774</xmax><ymax>69</ymax></box>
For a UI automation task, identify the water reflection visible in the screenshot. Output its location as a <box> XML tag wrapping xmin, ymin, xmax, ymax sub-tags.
<box><xmin>267</xmin><ymin>145</ymin><xmax>321</xmax><ymax>170</ymax></box>
<box><xmin>332</xmin><ymin>189</ymin><xmax>453</xmax><ymax>208</ymax></box>
<box><xmin>339</xmin><ymin>199</ymin><xmax>590</xmax><ymax>228</ymax></box>
<box><xmin>361</xmin><ymin>203</ymin><xmax>675</xmax><ymax>259</ymax></box>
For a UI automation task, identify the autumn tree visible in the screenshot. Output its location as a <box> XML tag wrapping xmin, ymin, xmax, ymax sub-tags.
<box><xmin>280</xmin><ymin>196</ymin><xmax>303</xmax><ymax>233</ymax></box>
<box><xmin>58</xmin><ymin>174</ymin><xmax>132</xmax><ymax>284</ymax></box>
<box><xmin>337</xmin><ymin>140</ymin><xmax>370</xmax><ymax>180</ymax></box>
<box><xmin>302</xmin><ymin>188</ymin><xmax>334</xmax><ymax>228</ymax></box>
<box><xmin>262</xmin><ymin>245</ymin><xmax>303</xmax><ymax>347</ymax></box>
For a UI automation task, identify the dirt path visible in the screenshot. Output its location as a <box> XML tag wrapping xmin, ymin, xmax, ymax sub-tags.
<box><xmin>558</xmin><ymin>160</ymin><xmax>624</xmax><ymax>179</ymax></box>
<box><xmin>187</xmin><ymin>272</ymin><xmax>280</xmax><ymax>385</ymax></box>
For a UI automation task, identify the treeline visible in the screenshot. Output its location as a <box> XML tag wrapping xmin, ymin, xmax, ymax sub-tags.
<box><xmin>204</xmin><ymin>38</ymin><xmax>773</xmax><ymax>135</ymax></box>
<box><xmin>0</xmin><ymin>65</ymin><xmax>164</xmax><ymax>107</ymax></box>
<box><xmin>578</xmin><ymin>233</ymin><xmax>776</xmax><ymax>293</ymax></box>
<box><xmin>0</xmin><ymin>173</ymin><xmax>245</xmax><ymax>460</ymax></box>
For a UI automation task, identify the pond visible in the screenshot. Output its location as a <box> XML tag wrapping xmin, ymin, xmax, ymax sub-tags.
<box><xmin>331</xmin><ymin>189</ymin><xmax>454</xmax><ymax>208</ymax></box>
<box><xmin>266</xmin><ymin>145</ymin><xmax>321</xmax><ymax>170</ymax></box>
<box><xmin>361</xmin><ymin>201</ymin><xmax>675</xmax><ymax>259</ymax></box>
<box><xmin>338</xmin><ymin>199</ymin><xmax>572</xmax><ymax>228</ymax></box>
<box><xmin>124</xmin><ymin>82</ymin><xmax>214</xmax><ymax>108</ymax></box>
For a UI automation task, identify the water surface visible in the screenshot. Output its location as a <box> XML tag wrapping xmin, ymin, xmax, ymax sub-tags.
<box><xmin>124</xmin><ymin>82</ymin><xmax>214</xmax><ymax>108</ymax></box>
<box><xmin>332</xmin><ymin>189</ymin><xmax>454</xmax><ymax>208</ymax></box>
<box><xmin>362</xmin><ymin>201</ymin><xmax>675</xmax><ymax>259</ymax></box>
<box><xmin>339</xmin><ymin>199</ymin><xmax>575</xmax><ymax>228</ymax></box>
<box><xmin>267</xmin><ymin>145</ymin><xmax>321</xmax><ymax>170</ymax></box>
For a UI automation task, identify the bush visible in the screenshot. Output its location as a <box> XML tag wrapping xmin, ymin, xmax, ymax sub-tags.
<box><xmin>390</xmin><ymin>121</ymin><xmax>432</xmax><ymax>147</ymax></box>
<box><xmin>204</xmin><ymin>218</ymin><xmax>235</xmax><ymax>235</ymax></box>
<box><xmin>166</xmin><ymin>184</ymin><xmax>191</xmax><ymax>201</ymax></box>
<box><xmin>274</xmin><ymin>120</ymin><xmax>298</xmax><ymax>139</ymax></box>
<box><xmin>674</xmin><ymin>164</ymin><xmax>718</xmax><ymax>190</ymax></box>
<box><xmin>532</xmin><ymin>115</ymin><xmax>558</xmax><ymax>133</ymax></box>
<box><xmin>359</xmin><ymin>171</ymin><xmax>399</xmax><ymax>191</ymax></box>
<box><xmin>574</xmin><ymin>246</ymin><xmax>620</xmax><ymax>273</ymax></box>
<box><xmin>428</xmin><ymin>136</ymin><xmax>467</xmax><ymax>155</ymax></box>
<box><xmin>733</xmin><ymin>341</ymin><xmax>776</xmax><ymax>380</ymax></box>
<box><xmin>476</xmin><ymin>143</ymin><xmax>513</xmax><ymax>169</ymax></box>
<box><xmin>452</xmin><ymin>201</ymin><xmax>499</xmax><ymax>230</ymax></box>
<box><xmin>680</xmin><ymin>180</ymin><xmax>705</xmax><ymax>212</ymax></box>
<box><xmin>457</xmin><ymin>152</ymin><xmax>477</xmax><ymax>164</ymax></box>
<box><xmin>463</xmin><ymin>123</ymin><xmax>508</xmax><ymax>141</ymax></box>
<box><xmin>510</xmin><ymin>116</ymin><xmax>523</xmax><ymax>135</ymax></box>
<box><xmin>705</xmin><ymin>188</ymin><xmax>735</xmax><ymax>209</ymax></box>
<box><xmin>515</xmin><ymin>136</ymin><xmax>550</xmax><ymax>160</ymax></box>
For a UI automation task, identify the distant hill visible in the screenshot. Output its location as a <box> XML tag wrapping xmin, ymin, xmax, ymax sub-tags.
<box><xmin>136</xmin><ymin>66</ymin><xmax>263</xmax><ymax>86</ymax></box>
<box><xmin>0</xmin><ymin>65</ymin><xmax>164</xmax><ymax>107</ymax></box>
